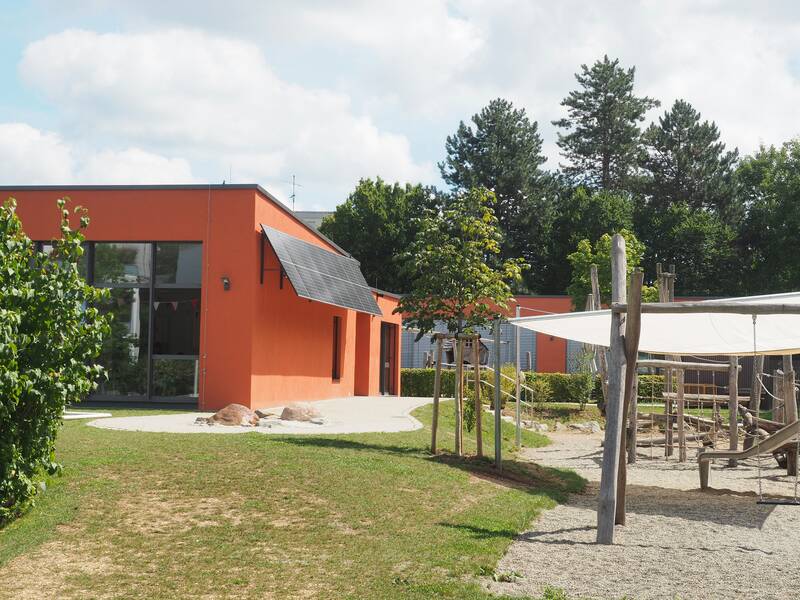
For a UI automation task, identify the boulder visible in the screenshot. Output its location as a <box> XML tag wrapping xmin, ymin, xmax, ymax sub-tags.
<box><xmin>529</xmin><ymin>422</ymin><xmax>549</xmax><ymax>433</ymax></box>
<box><xmin>209</xmin><ymin>403</ymin><xmax>260</xmax><ymax>427</ymax></box>
<box><xmin>554</xmin><ymin>421</ymin><xmax>567</xmax><ymax>432</ymax></box>
<box><xmin>280</xmin><ymin>402</ymin><xmax>322</xmax><ymax>422</ymax></box>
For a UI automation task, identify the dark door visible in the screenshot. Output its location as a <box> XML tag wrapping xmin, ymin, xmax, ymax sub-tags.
<box><xmin>380</xmin><ymin>323</ymin><xmax>397</xmax><ymax>395</ymax></box>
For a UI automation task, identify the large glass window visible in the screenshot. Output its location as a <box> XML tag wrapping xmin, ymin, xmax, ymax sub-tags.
<box><xmin>153</xmin><ymin>288</ymin><xmax>201</xmax><ymax>356</ymax></box>
<box><xmin>94</xmin><ymin>243</ymin><xmax>152</xmax><ymax>286</ymax></box>
<box><xmin>95</xmin><ymin>288</ymin><xmax>150</xmax><ymax>396</ymax></box>
<box><xmin>155</xmin><ymin>243</ymin><xmax>202</xmax><ymax>287</ymax></box>
<box><xmin>152</xmin><ymin>358</ymin><xmax>199</xmax><ymax>397</ymax></box>
<box><xmin>70</xmin><ymin>240</ymin><xmax>203</xmax><ymax>402</ymax></box>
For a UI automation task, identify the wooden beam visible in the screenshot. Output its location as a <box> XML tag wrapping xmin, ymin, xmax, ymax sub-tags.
<box><xmin>590</xmin><ymin>265</ymin><xmax>609</xmax><ymax>409</ymax></box>
<box><xmin>473</xmin><ymin>335</ymin><xmax>483</xmax><ymax>458</ymax></box>
<box><xmin>627</xmin><ymin>374</ymin><xmax>638</xmax><ymax>464</ymax></box>
<box><xmin>639</xmin><ymin>359</ymin><xmax>739</xmax><ymax>372</ymax></box>
<box><xmin>728</xmin><ymin>356</ymin><xmax>739</xmax><ymax>467</ymax></box>
<box><xmin>454</xmin><ymin>339</ymin><xmax>463</xmax><ymax>457</ymax></box>
<box><xmin>431</xmin><ymin>337</ymin><xmax>443</xmax><ymax>454</ymax></box>
<box><xmin>783</xmin><ymin>355</ymin><xmax>797</xmax><ymax>476</ymax></box>
<box><xmin>493</xmin><ymin>319</ymin><xmax>502</xmax><ymax>470</ymax></box>
<box><xmin>597</xmin><ymin>234</ymin><xmax>627</xmax><ymax>544</ymax></box>
<box><xmin>677</xmin><ymin>366</ymin><xmax>686</xmax><ymax>462</ymax></box>
<box><xmin>616</xmin><ymin>268</ymin><xmax>643</xmax><ymax>524</ymax></box>
<box><xmin>613</xmin><ymin>302</ymin><xmax>800</xmax><ymax>315</ymax></box>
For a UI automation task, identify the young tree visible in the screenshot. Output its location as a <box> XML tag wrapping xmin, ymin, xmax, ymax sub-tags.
<box><xmin>640</xmin><ymin>99</ymin><xmax>740</xmax><ymax>220</ymax></box>
<box><xmin>396</xmin><ymin>187</ymin><xmax>528</xmax><ymax>336</ymax></box>
<box><xmin>566</xmin><ymin>229</ymin><xmax>656</xmax><ymax>309</ymax></box>
<box><xmin>318</xmin><ymin>178</ymin><xmax>442</xmax><ymax>293</ymax></box>
<box><xmin>439</xmin><ymin>98</ymin><xmax>554</xmax><ymax>290</ymax></box>
<box><xmin>0</xmin><ymin>198</ymin><xmax>109</xmax><ymax>523</ymax></box>
<box><xmin>554</xmin><ymin>56</ymin><xmax>659</xmax><ymax>191</ymax></box>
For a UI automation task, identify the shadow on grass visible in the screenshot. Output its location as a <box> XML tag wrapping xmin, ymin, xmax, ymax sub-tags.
<box><xmin>437</xmin><ymin>522</ymin><xmax>520</xmax><ymax>540</ymax></box>
<box><xmin>279</xmin><ymin>435</ymin><xmax>586</xmax><ymax>504</ymax></box>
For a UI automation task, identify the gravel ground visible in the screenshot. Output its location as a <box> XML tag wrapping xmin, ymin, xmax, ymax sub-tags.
<box><xmin>487</xmin><ymin>432</ymin><xmax>800</xmax><ymax>600</ymax></box>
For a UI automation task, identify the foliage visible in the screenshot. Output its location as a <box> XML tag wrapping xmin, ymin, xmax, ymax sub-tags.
<box><xmin>0</xmin><ymin>198</ymin><xmax>109</xmax><ymax>524</ymax></box>
<box><xmin>640</xmin><ymin>99</ymin><xmax>740</xmax><ymax>220</ymax></box>
<box><xmin>635</xmin><ymin>201</ymin><xmax>740</xmax><ymax>296</ymax></box>
<box><xmin>553</xmin><ymin>55</ymin><xmax>659</xmax><ymax>191</ymax></box>
<box><xmin>637</xmin><ymin>374</ymin><xmax>675</xmax><ymax>403</ymax></box>
<box><xmin>566</xmin><ymin>229</ymin><xmax>657</xmax><ymax>309</ymax></box>
<box><xmin>396</xmin><ymin>187</ymin><xmax>528</xmax><ymax>336</ymax></box>
<box><xmin>526</xmin><ymin>376</ymin><xmax>552</xmax><ymax>410</ymax></box>
<box><xmin>544</xmin><ymin>187</ymin><xmax>634</xmax><ymax>293</ymax></box>
<box><xmin>318</xmin><ymin>178</ymin><xmax>442</xmax><ymax>293</ymax></box>
<box><xmin>401</xmin><ymin>369</ymin><xmax>456</xmax><ymax>397</ymax></box>
<box><xmin>736</xmin><ymin>140</ymin><xmax>800</xmax><ymax>294</ymax></box>
<box><xmin>439</xmin><ymin>98</ymin><xmax>555</xmax><ymax>291</ymax></box>
<box><xmin>523</xmin><ymin>372</ymin><xmax>595</xmax><ymax>406</ymax></box>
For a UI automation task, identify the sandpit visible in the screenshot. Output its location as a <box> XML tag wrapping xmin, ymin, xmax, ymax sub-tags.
<box><xmin>487</xmin><ymin>432</ymin><xmax>800</xmax><ymax>600</ymax></box>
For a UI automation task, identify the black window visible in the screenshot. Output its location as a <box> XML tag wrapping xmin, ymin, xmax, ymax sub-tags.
<box><xmin>332</xmin><ymin>316</ymin><xmax>341</xmax><ymax>380</ymax></box>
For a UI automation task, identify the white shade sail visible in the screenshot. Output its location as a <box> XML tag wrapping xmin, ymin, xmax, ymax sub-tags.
<box><xmin>510</xmin><ymin>291</ymin><xmax>800</xmax><ymax>356</ymax></box>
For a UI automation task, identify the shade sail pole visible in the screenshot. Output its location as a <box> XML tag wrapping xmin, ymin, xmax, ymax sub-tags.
<box><xmin>597</xmin><ymin>234</ymin><xmax>627</xmax><ymax>544</ymax></box>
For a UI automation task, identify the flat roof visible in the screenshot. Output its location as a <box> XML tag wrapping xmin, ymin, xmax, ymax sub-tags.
<box><xmin>0</xmin><ymin>184</ymin><xmax>350</xmax><ymax>257</ymax></box>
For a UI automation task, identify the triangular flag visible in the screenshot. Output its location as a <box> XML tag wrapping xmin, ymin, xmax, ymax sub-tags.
<box><xmin>171</xmin><ymin>301</ymin><xmax>179</xmax><ymax>311</ymax></box>
<box><xmin>153</xmin><ymin>302</ymin><xmax>161</xmax><ymax>310</ymax></box>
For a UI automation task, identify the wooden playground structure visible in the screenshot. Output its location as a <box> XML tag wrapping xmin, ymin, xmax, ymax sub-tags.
<box><xmin>511</xmin><ymin>234</ymin><xmax>800</xmax><ymax>545</ymax></box>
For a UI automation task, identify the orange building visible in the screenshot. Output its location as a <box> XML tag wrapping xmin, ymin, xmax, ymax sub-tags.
<box><xmin>4</xmin><ymin>184</ymin><xmax>401</xmax><ymax>410</ymax></box>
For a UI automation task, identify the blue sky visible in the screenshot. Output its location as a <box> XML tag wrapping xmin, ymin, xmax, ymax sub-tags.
<box><xmin>1</xmin><ymin>1</ymin><xmax>800</xmax><ymax>210</ymax></box>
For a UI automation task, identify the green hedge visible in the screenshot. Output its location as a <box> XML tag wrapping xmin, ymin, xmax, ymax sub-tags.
<box><xmin>401</xmin><ymin>368</ymin><xmax>599</xmax><ymax>405</ymax></box>
<box><xmin>637</xmin><ymin>374</ymin><xmax>675</xmax><ymax>403</ymax></box>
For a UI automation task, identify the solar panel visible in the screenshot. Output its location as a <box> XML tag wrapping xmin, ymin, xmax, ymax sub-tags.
<box><xmin>261</xmin><ymin>225</ymin><xmax>382</xmax><ymax>316</ymax></box>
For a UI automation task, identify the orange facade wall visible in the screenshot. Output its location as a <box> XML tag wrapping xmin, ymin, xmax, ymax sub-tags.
<box><xmin>6</xmin><ymin>185</ymin><xmax>399</xmax><ymax>410</ymax></box>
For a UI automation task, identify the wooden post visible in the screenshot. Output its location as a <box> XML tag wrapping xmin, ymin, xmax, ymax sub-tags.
<box><xmin>597</xmin><ymin>234</ymin><xmax>627</xmax><ymax>544</ymax></box>
<box><xmin>431</xmin><ymin>336</ymin><xmax>443</xmax><ymax>454</ymax></box>
<box><xmin>525</xmin><ymin>351</ymin><xmax>532</xmax><ymax>371</ymax></box>
<box><xmin>473</xmin><ymin>335</ymin><xmax>483</xmax><ymax>458</ymax></box>
<box><xmin>627</xmin><ymin>371</ymin><xmax>639</xmax><ymax>464</ymax></box>
<box><xmin>783</xmin><ymin>355</ymin><xmax>797</xmax><ymax>476</ymax></box>
<box><xmin>590</xmin><ymin>264</ymin><xmax>609</xmax><ymax>407</ymax></box>
<box><xmin>745</xmin><ymin>354</ymin><xmax>765</xmax><ymax>450</ymax></box>
<box><xmin>615</xmin><ymin>268</ymin><xmax>642</xmax><ymax>526</ymax></box>
<box><xmin>515</xmin><ymin>305</ymin><xmax>522</xmax><ymax>448</ymax></box>
<box><xmin>493</xmin><ymin>319</ymin><xmax>502</xmax><ymax>470</ymax></box>
<box><xmin>677</xmin><ymin>366</ymin><xmax>686</xmax><ymax>462</ymax></box>
<box><xmin>455</xmin><ymin>338</ymin><xmax>464</xmax><ymax>457</ymax></box>
<box><xmin>728</xmin><ymin>356</ymin><xmax>739</xmax><ymax>467</ymax></box>
<box><xmin>774</xmin><ymin>369</ymin><xmax>785</xmax><ymax>423</ymax></box>
<box><xmin>658</xmin><ymin>267</ymin><xmax>674</xmax><ymax>457</ymax></box>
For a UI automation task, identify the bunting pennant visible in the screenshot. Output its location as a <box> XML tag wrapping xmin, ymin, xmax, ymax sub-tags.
<box><xmin>153</xmin><ymin>301</ymin><xmax>161</xmax><ymax>310</ymax></box>
<box><xmin>171</xmin><ymin>301</ymin><xmax>179</xmax><ymax>311</ymax></box>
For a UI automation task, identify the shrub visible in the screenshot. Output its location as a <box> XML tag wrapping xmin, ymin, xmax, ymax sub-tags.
<box><xmin>401</xmin><ymin>368</ymin><xmax>455</xmax><ymax>397</ymax></box>
<box><xmin>0</xmin><ymin>198</ymin><xmax>109</xmax><ymax>524</ymax></box>
<box><xmin>637</xmin><ymin>374</ymin><xmax>673</xmax><ymax>403</ymax></box>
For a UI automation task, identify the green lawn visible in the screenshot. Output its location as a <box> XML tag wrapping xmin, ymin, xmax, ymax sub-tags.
<box><xmin>0</xmin><ymin>402</ymin><xmax>583</xmax><ymax>599</ymax></box>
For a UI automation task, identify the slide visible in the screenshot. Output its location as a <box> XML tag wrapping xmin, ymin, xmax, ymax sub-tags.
<box><xmin>698</xmin><ymin>419</ymin><xmax>800</xmax><ymax>489</ymax></box>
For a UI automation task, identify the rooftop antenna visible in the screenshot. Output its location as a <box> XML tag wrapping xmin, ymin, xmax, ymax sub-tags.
<box><xmin>290</xmin><ymin>175</ymin><xmax>302</xmax><ymax>211</ymax></box>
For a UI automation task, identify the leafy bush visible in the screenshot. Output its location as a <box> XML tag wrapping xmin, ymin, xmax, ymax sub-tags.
<box><xmin>402</xmin><ymin>368</ymin><xmax>601</xmax><ymax>407</ymax></box>
<box><xmin>401</xmin><ymin>368</ymin><xmax>456</xmax><ymax>397</ymax></box>
<box><xmin>637</xmin><ymin>374</ymin><xmax>673</xmax><ymax>403</ymax></box>
<box><xmin>0</xmin><ymin>198</ymin><xmax>109</xmax><ymax>524</ymax></box>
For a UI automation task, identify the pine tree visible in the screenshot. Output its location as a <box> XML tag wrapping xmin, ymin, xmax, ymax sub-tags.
<box><xmin>554</xmin><ymin>56</ymin><xmax>659</xmax><ymax>191</ymax></box>
<box><xmin>640</xmin><ymin>99</ymin><xmax>739</xmax><ymax>219</ymax></box>
<box><xmin>439</xmin><ymin>98</ymin><xmax>554</xmax><ymax>291</ymax></box>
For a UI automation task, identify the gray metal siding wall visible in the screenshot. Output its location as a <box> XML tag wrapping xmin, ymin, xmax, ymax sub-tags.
<box><xmin>401</xmin><ymin>322</ymin><xmax>537</xmax><ymax>370</ymax></box>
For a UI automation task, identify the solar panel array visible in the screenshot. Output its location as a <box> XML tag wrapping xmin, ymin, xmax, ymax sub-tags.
<box><xmin>261</xmin><ymin>225</ymin><xmax>382</xmax><ymax>316</ymax></box>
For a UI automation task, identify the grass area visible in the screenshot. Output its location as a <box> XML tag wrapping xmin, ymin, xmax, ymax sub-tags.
<box><xmin>0</xmin><ymin>402</ymin><xmax>583</xmax><ymax>599</ymax></box>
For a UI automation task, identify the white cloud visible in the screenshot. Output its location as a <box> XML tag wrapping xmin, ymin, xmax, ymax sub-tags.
<box><xmin>77</xmin><ymin>148</ymin><xmax>194</xmax><ymax>183</ymax></box>
<box><xmin>19</xmin><ymin>28</ymin><xmax>435</xmax><ymax>208</ymax></box>
<box><xmin>0</xmin><ymin>122</ymin><xmax>196</xmax><ymax>185</ymax></box>
<box><xmin>0</xmin><ymin>123</ymin><xmax>74</xmax><ymax>184</ymax></box>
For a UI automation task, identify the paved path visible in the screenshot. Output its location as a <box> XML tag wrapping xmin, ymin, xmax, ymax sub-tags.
<box><xmin>486</xmin><ymin>432</ymin><xmax>800</xmax><ymax>600</ymax></box>
<box><xmin>88</xmin><ymin>396</ymin><xmax>431</xmax><ymax>435</ymax></box>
